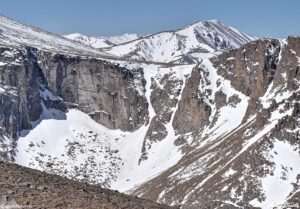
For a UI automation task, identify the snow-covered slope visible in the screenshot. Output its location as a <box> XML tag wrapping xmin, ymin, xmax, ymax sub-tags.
<box><xmin>65</xmin><ymin>33</ymin><xmax>140</xmax><ymax>48</ymax></box>
<box><xmin>0</xmin><ymin>14</ymin><xmax>110</xmax><ymax>57</ymax></box>
<box><xmin>104</xmin><ymin>20</ymin><xmax>255</xmax><ymax>63</ymax></box>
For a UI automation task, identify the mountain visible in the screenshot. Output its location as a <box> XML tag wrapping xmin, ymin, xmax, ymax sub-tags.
<box><xmin>103</xmin><ymin>20</ymin><xmax>255</xmax><ymax>64</ymax></box>
<box><xmin>65</xmin><ymin>33</ymin><xmax>140</xmax><ymax>48</ymax></box>
<box><xmin>64</xmin><ymin>20</ymin><xmax>254</xmax><ymax>64</ymax></box>
<box><xmin>0</xmin><ymin>14</ymin><xmax>110</xmax><ymax>57</ymax></box>
<box><xmin>131</xmin><ymin>38</ymin><xmax>300</xmax><ymax>208</ymax></box>
<box><xmin>0</xmin><ymin>161</ymin><xmax>175</xmax><ymax>209</ymax></box>
<box><xmin>0</xmin><ymin>13</ymin><xmax>299</xmax><ymax>209</ymax></box>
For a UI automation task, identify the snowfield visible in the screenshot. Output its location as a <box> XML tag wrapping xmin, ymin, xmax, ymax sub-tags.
<box><xmin>65</xmin><ymin>33</ymin><xmax>140</xmax><ymax>48</ymax></box>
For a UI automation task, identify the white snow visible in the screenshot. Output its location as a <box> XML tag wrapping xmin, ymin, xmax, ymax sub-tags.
<box><xmin>111</xmin><ymin>63</ymin><xmax>194</xmax><ymax>192</ymax></box>
<box><xmin>226</xmin><ymin>57</ymin><xmax>236</xmax><ymax>61</ymax></box>
<box><xmin>198</xmin><ymin>59</ymin><xmax>250</xmax><ymax>145</ymax></box>
<box><xmin>223</xmin><ymin>167</ymin><xmax>236</xmax><ymax>178</ymax></box>
<box><xmin>1</xmin><ymin>50</ymin><xmax>17</xmax><ymax>58</ymax></box>
<box><xmin>15</xmin><ymin>104</ymin><xmax>166</xmax><ymax>190</ymax></box>
<box><xmin>250</xmin><ymin>140</ymin><xmax>300</xmax><ymax>209</ymax></box>
<box><xmin>278</xmin><ymin>39</ymin><xmax>287</xmax><ymax>63</ymax></box>
<box><xmin>260</xmin><ymin>82</ymin><xmax>294</xmax><ymax>109</ymax></box>
<box><xmin>0</xmin><ymin>15</ymin><xmax>110</xmax><ymax>57</ymax></box>
<box><xmin>105</xmin><ymin>20</ymin><xmax>254</xmax><ymax>63</ymax></box>
<box><xmin>64</xmin><ymin>33</ymin><xmax>140</xmax><ymax>48</ymax></box>
<box><xmin>16</xmin><ymin>106</ymin><xmax>146</xmax><ymax>187</ymax></box>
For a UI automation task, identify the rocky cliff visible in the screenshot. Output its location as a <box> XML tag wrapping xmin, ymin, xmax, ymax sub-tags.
<box><xmin>0</xmin><ymin>45</ymin><xmax>149</xmax><ymax>161</ymax></box>
<box><xmin>37</xmin><ymin>51</ymin><xmax>148</xmax><ymax>131</ymax></box>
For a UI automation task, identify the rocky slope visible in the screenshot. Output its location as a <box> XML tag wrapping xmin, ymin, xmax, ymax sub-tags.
<box><xmin>130</xmin><ymin>37</ymin><xmax>300</xmax><ymax>209</ymax></box>
<box><xmin>0</xmin><ymin>14</ymin><xmax>299</xmax><ymax>209</ymax></box>
<box><xmin>0</xmin><ymin>160</ymin><xmax>175</xmax><ymax>209</ymax></box>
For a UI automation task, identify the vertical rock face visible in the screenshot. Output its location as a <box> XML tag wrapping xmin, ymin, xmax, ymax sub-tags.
<box><xmin>173</xmin><ymin>67</ymin><xmax>211</xmax><ymax>135</ymax></box>
<box><xmin>213</xmin><ymin>39</ymin><xmax>281</xmax><ymax>98</ymax></box>
<box><xmin>0</xmin><ymin>47</ymin><xmax>42</xmax><ymax>131</ymax></box>
<box><xmin>275</xmin><ymin>36</ymin><xmax>300</xmax><ymax>91</ymax></box>
<box><xmin>37</xmin><ymin>51</ymin><xmax>148</xmax><ymax>131</ymax></box>
<box><xmin>0</xmin><ymin>47</ymin><xmax>48</xmax><ymax>160</ymax></box>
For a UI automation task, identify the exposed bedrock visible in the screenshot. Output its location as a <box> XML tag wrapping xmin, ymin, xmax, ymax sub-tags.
<box><xmin>37</xmin><ymin>51</ymin><xmax>148</xmax><ymax>131</ymax></box>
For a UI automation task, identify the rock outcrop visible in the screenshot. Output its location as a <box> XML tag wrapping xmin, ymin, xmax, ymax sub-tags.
<box><xmin>37</xmin><ymin>51</ymin><xmax>148</xmax><ymax>131</ymax></box>
<box><xmin>0</xmin><ymin>47</ymin><xmax>66</xmax><ymax>161</ymax></box>
<box><xmin>173</xmin><ymin>67</ymin><xmax>211</xmax><ymax>134</ymax></box>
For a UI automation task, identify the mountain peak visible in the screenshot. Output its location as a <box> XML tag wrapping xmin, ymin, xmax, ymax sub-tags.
<box><xmin>185</xmin><ymin>19</ymin><xmax>223</xmax><ymax>28</ymax></box>
<box><xmin>103</xmin><ymin>19</ymin><xmax>255</xmax><ymax>64</ymax></box>
<box><xmin>206</xmin><ymin>19</ymin><xmax>220</xmax><ymax>23</ymax></box>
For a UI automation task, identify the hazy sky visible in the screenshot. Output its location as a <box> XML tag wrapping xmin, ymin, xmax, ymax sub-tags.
<box><xmin>1</xmin><ymin>0</ymin><xmax>299</xmax><ymax>38</ymax></box>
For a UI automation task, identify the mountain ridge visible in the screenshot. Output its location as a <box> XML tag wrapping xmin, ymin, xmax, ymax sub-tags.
<box><xmin>64</xmin><ymin>33</ymin><xmax>141</xmax><ymax>48</ymax></box>
<box><xmin>65</xmin><ymin>19</ymin><xmax>255</xmax><ymax>64</ymax></box>
<box><xmin>104</xmin><ymin>19</ymin><xmax>255</xmax><ymax>64</ymax></box>
<box><xmin>0</xmin><ymin>13</ymin><xmax>112</xmax><ymax>58</ymax></box>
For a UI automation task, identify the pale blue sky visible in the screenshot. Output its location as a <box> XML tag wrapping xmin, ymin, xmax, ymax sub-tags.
<box><xmin>1</xmin><ymin>0</ymin><xmax>299</xmax><ymax>38</ymax></box>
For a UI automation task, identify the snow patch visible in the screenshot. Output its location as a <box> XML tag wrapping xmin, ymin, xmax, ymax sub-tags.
<box><xmin>250</xmin><ymin>139</ymin><xmax>300</xmax><ymax>209</ymax></box>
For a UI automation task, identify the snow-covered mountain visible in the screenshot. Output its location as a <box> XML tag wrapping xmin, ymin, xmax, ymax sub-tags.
<box><xmin>104</xmin><ymin>20</ymin><xmax>255</xmax><ymax>63</ymax></box>
<box><xmin>64</xmin><ymin>20</ymin><xmax>254</xmax><ymax>64</ymax></box>
<box><xmin>0</xmin><ymin>14</ymin><xmax>110</xmax><ymax>57</ymax></box>
<box><xmin>65</xmin><ymin>33</ymin><xmax>140</xmax><ymax>48</ymax></box>
<box><xmin>0</xmin><ymin>14</ymin><xmax>300</xmax><ymax>209</ymax></box>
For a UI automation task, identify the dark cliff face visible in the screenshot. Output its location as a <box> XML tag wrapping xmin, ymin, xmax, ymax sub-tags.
<box><xmin>171</xmin><ymin>39</ymin><xmax>283</xmax><ymax>136</ymax></box>
<box><xmin>212</xmin><ymin>39</ymin><xmax>281</xmax><ymax>98</ymax></box>
<box><xmin>0</xmin><ymin>47</ymin><xmax>57</xmax><ymax>160</ymax></box>
<box><xmin>36</xmin><ymin>51</ymin><xmax>148</xmax><ymax>131</ymax></box>
<box><xmin>277</xmin><ymin>37</ymin><xmax>300</xmax><ymax>90</ymax></box>
<box><xmin>172</xmin><ymin>67</ymin><xmax>211</xmax><ymax>135</ymax></box>
<box><xmin>0</xmin><ymin>45</ymin><xmax>149</xmax><ymax>161</ymax></box>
